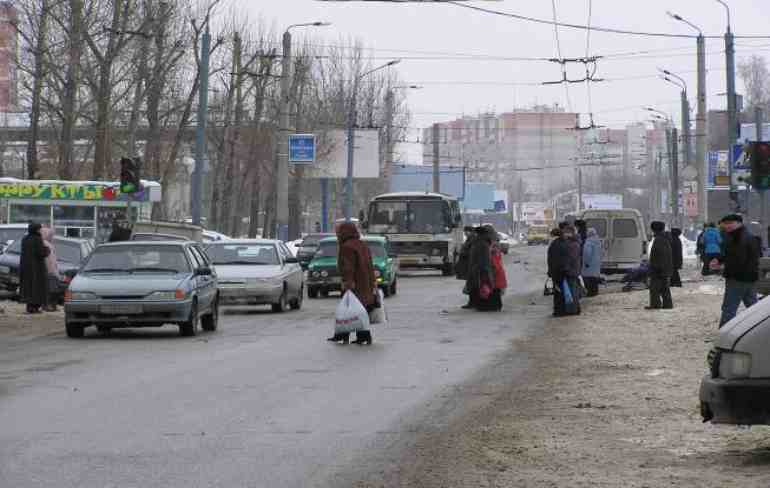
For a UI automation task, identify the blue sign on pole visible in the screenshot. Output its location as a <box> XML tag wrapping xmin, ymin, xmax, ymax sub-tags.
<box><xmin>288</xmin><ymin>134</ymin><xmax>316</xmax><ymax>164</ymax></box>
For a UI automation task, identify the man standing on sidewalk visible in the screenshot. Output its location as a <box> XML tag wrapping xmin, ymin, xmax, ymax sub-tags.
<box><xmin>719</xmin><ymin>214</ymin><xmax>760</xmax><ymax>327</ymax></box>
<box><xmin>647</xmin><ymin>221</ymin><xmax>673</xmax><ymax>310</ymax></box>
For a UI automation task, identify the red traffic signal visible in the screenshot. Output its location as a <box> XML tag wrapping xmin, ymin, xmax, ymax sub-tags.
<box><xmin>750</xmin><ymin>142</ymin><xmax>770</xmax><ymax>190</ymax></box>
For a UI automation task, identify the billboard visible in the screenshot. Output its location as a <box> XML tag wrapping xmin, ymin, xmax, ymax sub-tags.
<box><xmin>305</xmin><ymin>129</ymin><xmax>380</xmax><ymax>179</ymax></box>
<box><xmin>581</xmin><ymin>193</ymin><xmax>623</xmax><ymax>210</ymax></box>
<box><xmin>464</xmin><ymin>182</ymin><xmax>495</xmax><ymax>210</ymax></box>
<box><xmin>389</xmin><ymin>165</ymin><xmax>465</xmax><ymax>199</ymax></box>
<box><xmin>521</xmin><ymin>202</ymin><xmax>553</xmax><ymax>223</ymax></box>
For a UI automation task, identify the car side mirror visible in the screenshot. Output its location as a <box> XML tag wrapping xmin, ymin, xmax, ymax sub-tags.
<box><xmin>196</xmin><ymin>267</ymin><xmax>212</xmax><ymax>276</ymax></box>
<box><xmin>284</xmin><ymin>256</ymin><xmax>299</xmax><ymax>264</ymax></box>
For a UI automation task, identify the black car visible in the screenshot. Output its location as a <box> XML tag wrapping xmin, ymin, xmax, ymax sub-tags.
<box><xmin>0</xmin><ymin>236</ymin><xmax>93</xmax><ymax>300</ymax></box>
<box><xmin>296</xmin><ymin>233</ymin><xmax>334</xmax><ymax>270</ymax></box>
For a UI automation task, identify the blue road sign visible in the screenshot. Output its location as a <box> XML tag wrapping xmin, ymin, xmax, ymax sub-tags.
<box><xmin>288</xmin><ymin>134</ymin><xmax>316</xmax><ymax>164</ymax></box>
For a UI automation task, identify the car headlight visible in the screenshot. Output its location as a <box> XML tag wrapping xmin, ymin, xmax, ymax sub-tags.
<box><xmin>256</xmin><ymin>277</ymin><xmax>283</xmax><ymax>286</ymax></box>
<box><xmin>311</xmin><ymin>271</ymin><xmax>320</xmax><ymax>278</ymax></box>
<box><xmin>321</xmin><ymin>270</ymin><xmax>329</xmax><ymax>277</ymax></box>
<box><xmin>148</xmin><ymin>290</ymin><xmax>186</xmax><ymax>301</ymax></box>
<box><xmin>718</xmin><ymin>351</ymin><xmax>752</xmax><ymax>379</ymax></box>
<box><xmin>67</xmin><ymin>291</ymin><xmax>96</xmax><ymax>301</ymax></box>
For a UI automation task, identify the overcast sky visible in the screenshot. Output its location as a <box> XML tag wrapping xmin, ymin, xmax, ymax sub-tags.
<box><xmin>234</xmin><ymin>0</ymin><xmax>770</xmax><ymax>161</ymax></box>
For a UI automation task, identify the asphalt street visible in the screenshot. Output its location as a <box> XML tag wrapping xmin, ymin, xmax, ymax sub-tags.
<box><xmin>0</xmin><ymin>246</ymin><xmax>549</xmax><ymax>488</ymax></box>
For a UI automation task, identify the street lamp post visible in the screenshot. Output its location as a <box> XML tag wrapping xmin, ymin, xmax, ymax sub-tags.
<box><xmin>646</xmin><ymin>109</ymin><xmax>677</xmax><ymax>223</ymax></box>
<box><xmin>276</xmin><ymin>22</ymin><xmax>330</xmax><ymax>241</ymax></box>
<box><xmin>383</xmin><ymin>85</ymin><xmax>420</xmax><ymax>184</ymax></box>
<box><xmin>668</xmin><ymin>11</ymin><xmax>707</xmax><ymax>223</ymax></box>
<box><xmin>716</xmin><ymin>0</ymin><xmax>738</xmax><ymax>202</ymax></box>
<box><xmin>344</xmin><ymin>60</ymin><xmax>401</xmax><ymax>222</ymax></box>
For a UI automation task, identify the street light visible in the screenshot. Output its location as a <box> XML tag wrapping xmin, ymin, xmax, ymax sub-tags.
<box><xmin>277</xmin><ymin>21</ymin><xmax>331</xmax><ymax>241</ymax></box>
<box><xmin>345</xmin><ymin>59</ymin><xmax>401</xmax><ymax>221</ymax></box>
<box><xmin>667</xmin><ymin>10</ymin><xmax>708</xmax><ymax>222</ymax></box>
<box><xmin>658</xmin><ymin>69</ymin><xmax>693</xmax><ymax>172</ymax></box>
<box><xmin>645</xmin><ymin>107</ymin><xmax>673</xmax><ymax>123</ymax></box>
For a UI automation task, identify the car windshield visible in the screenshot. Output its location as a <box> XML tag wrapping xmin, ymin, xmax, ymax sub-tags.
<box><xmin>369</xmin><ymin>200</ymin><xmax>450</xmax><ymax>234</ymax></box>
<box><xmin>0</xmin><ymin>228</ymin><xmax>25</xmax><ymax>245</ymax></box>
<box><xmin>83</xmin><ymin>245</ymin><xmax>190</xmax><ymax>274</ymax></box>
<box><xmin>365</xmin><ymin>241</ymin><xmax>387</xmax><ymax>258</ymax></box>
<box><xmin>206</xmin><ymin>243</ymin><xmax>279</xmax><ymax>265</ymax></box>
<box><xmin>5</xmin><ymin>238</ymin><xmax>21</xmax><ymax>254</ymax></box>
<box><xmin>316</xmin><ymin>241</ymin><xmax>338</xmax><ymax>258</ymax></box>
<box><xmin>56</xmin><ymin>241</ymin><xmax>82</xmax><ymax>264</ymax></box>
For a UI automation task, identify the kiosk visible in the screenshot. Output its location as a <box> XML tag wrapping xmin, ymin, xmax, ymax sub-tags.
<box><xmin>0</xmin><ymin>178</ymin><xmax>162</xmax><ymax>242</ymax></box>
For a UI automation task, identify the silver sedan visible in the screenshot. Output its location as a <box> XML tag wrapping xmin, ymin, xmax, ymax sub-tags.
<box><xmin>205</xmin><ymin>239</ymin><xmax>304</xmax><ymax>313</ymax></box>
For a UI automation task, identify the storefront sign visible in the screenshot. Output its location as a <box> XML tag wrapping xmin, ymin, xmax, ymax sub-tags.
<box><xmin>0</xmin><ymin>181</ymin><xmax>149</xmax><ymax>202</ymax></box>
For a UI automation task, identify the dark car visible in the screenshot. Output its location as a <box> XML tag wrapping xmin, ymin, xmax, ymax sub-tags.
<box><xmin>296</xmin><ymin>233</ymin><xmax>334</xmax><ymax>270</ymax></box>
<box><xmin>0</xmin><ymin>236</ymin><xmax>93</xmax><ymax>301</ymax></box>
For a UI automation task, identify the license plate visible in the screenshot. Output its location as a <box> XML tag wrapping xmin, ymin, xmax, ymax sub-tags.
<box><xmin>0</xmin><ymin>266</ymin><xmax>9</xmax><ymax>274</ymax></box>
<box><xmin>100</xmin><ymin>304</ymin><xmax>142</xmax><ymax>315</ymax></box>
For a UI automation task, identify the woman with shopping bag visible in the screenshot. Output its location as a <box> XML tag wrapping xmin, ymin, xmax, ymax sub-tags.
<box><xmin>328</xmin><ymin>222</ymin><xmax>378</xmax><ymax>345</ymax></box>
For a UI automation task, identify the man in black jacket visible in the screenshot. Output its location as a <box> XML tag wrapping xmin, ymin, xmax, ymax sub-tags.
<box><xmin>719</xmin><ymin>214</ymin><xmax>760</xmax><ymax>327</ymax></box>
<box><xmin>647</xmin><ymin>221</ymin><xmax>674</xmax><ymax>310</ymax></box>
<box><xmin>669</xmin><ymin>228</ymin><xmax>684</xmax><ymax>287</ymax></box>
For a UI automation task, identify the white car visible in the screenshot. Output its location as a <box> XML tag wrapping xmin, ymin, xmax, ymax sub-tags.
<box><xmin>202</xmin><ymin>230</ymin><xmax>231</xmax><ymax>242</ymax></box>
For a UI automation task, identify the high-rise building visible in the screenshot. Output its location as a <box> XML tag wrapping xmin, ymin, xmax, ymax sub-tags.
<box><xmin>0</xmin><ymin>1</ymin><xmax>17</xmax><ymax>112</ymax></box>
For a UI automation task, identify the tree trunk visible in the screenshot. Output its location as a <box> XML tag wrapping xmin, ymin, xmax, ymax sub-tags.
<box><xmin>59</xmin><ymin>0</ymin><xmax>83</xmax><ymax>179</ymax></box>
<box><xmin>248</xmin><ymin>164</ymin><xmax>261</xmax><ymax>238</ymax></box>
<box><xmin>26</xmin><ymin>0</ymin><xmax>48</xmax><ymax>179</ymax></box>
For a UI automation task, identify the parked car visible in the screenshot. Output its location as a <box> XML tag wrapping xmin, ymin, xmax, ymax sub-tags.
<box><xmin>131</xmin><ymin>232</ymin><xmax>189</xmax><ymax>242</ymax></box>
<box><xmin>64</xmin><ymin>241</ymin><xmax>219</xmax><ymax>337</ymax></box>
<box><xmin>0</xmin><ymin>224</ymin><xmax>28</xmax><ymax>253</ymax></box>
<box><xmin>700</xmin><ymin>296</ymin><xmax>770</xmax><ymax>425</ymax></box>
<box><xmin>0</xmin><ymin>236</ymin><xmax>93</xmax><ymax>301</ymax></box>
<box><xmin>577</xmin><ymin>208</ymin><xmax>647</xmax><ymax>274</ymax></box>
<box><xmin>202</xmin><ymin>230</ymin><xmax>230</xmax><ymax>243</ymax></box>
<box><xmin>205</xmin><ymin>239</ymin><xmax>304</xmax><ymax>312</ymax></box>
<box><xmin>527</xmin><ymin>225</ymin><xmax>551</xmax><ymax>245</ymax></box>
<box><xmin>307</xmin><ymin>236</ymin><xmax>398</xmax><ymax>298</ymax></box>
<box><xmin>296</xmin><ymin>233</ymin><xmax>334</xmax><ymax>270</ymax></box>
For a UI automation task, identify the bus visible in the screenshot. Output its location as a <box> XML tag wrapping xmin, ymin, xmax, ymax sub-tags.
<box><xmin>363</xmin><ymin>192</ymin><xmax>463</xmax><ymax>276</ymax></box>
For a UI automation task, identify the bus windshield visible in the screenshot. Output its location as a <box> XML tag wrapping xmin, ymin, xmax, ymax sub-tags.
<box><xmin>368</xmin><ymin>200</ymin><xmax>450</xmax><ymax>234</ymax></box>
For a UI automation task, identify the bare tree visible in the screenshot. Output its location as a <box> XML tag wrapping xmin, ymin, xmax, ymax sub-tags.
<box><xmin>739</xmin><ymin>55</ymin><xmax>770</xmax><ymax>113</ymax></box>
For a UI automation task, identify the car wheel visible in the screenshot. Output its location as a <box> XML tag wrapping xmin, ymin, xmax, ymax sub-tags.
<box><xmin>320</xmin><ymin>289</ymin><xmax>329</xmax><ymax>298</ymax></box>
<box><xmin>382</xmin><ymin>283</ymin><xmax>391</xmax><ymax>298</ymax></box>
<box><xmin>272</xmin><ymin>287</ymin><xmax>289</xmax><ymax>313</ymax></box>
<box><xmin>390</xmin><ymin>279</ymin><xmax>398</xmax><ymax>296</ymax></box>
<box><xmin>290</xmin><ymin>284</ymin><xmax>304</xmax><ymax>310</ymax></box>
<box><xmin>179</xmin><ymin>301</ymin><xmax>199</xmax><ymax>337</ymax></box>
<box><xmin>65</xmin><ymin>318</ymin><xmax>84</xmax><ymax>338</ymax></box>
<box><xmin>96</xmin><ymin>325</ymin><xmax>112</xmax><ymax>334</ymax></box>
<box><xmin>201</xmin><ymin>296</ymin><xmax>219</xmax><ymax>332</ymax></box>
<box><xmin>441</xmin><ymin>261</ymin><xmax>455</xmax><ymax>277</ymax></box>
<box><xmin>308</xmin><ymin>287</ymin><xmax>319</xmax><ymax>299</ymax></box>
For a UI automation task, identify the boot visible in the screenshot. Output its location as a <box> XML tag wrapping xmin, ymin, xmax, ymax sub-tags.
<box><xmin>352</xmin><ymin>330</ymin><xmax>372</xmax><ymax>345</ymax></box>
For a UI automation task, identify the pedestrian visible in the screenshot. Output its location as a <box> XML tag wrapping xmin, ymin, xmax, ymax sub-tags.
<box><xmin>719</xmin><ymin>214</ymin><xmax>760</xmax><ymax>327</ymax></box>
<box><xmin>314</xmin><ymin>221</ymin><xmax>322</xmax><ymax>233</ymax></box>
<box><xmin>563</xmin><ymin>225</ymin><xmax>582</xmax><ymax>314</ymax></box>
<box><xmin>19</xmin><ymin>223</ymin><xmax>50</xmax><ymax>314</ymax></box>
<box><xmin>670</xmin><ymin>228</ymin><xmax>684</xmax><ymax>287</ymax></box>
<box><xmin>701</xmin><ymin>223</ymin><xmax>723</xmax><ymax>276</ymax></box>
<box><xmin>489</xmin><ymin>227</ymin><xmax>507</xmax><ymax>311</ymax></box>
<box><xmin>574</xmin><ymin>219</ymin><xmax>588</xmax><ymax>249</ymax></box>
<box><xmin>457</xmin><ymin>226</ymin><xmax>476</xmax><ymax>309</ymax></box>
<box><xmin>41</xmin><ymin>226</ymin><xmax>61</xmax><ymax>312</ymax></box>
<box><xmin>582</xmin><ymin>227</ymin><xmax>603</xmax><ymax>297</ymax></box>
<box><xmin>327</xmin><ymin>222</ymin><xmax>378</xmax><ymax>345</ymax></box>
<box><xmin>547</xmin><ymin>227</ymin><xmax>568</xmax><ymax>316</ymax></box>
<box><xmin>647</xmin><ymin>221</ymin><xmax>674</xmax><ymax>310</ymax></box>
<box><xmin>468</xmin><ymin>225</ymin><xmax>497</xmax><ymax>311</ymax></box>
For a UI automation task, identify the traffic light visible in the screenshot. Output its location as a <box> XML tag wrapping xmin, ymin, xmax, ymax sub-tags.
<box><xmin>120</xmin><ymin>157</ymin><xmax>141</xmax><ymax>194</ymax></box>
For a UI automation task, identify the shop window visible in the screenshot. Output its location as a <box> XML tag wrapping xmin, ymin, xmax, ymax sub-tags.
<box><xmin>9</xmin><ymin>204</ymin><xmax>50</xmax><ymax>225</ymax></box>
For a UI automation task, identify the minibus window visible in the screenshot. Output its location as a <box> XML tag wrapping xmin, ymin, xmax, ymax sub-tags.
<box><xmin>613</xmin><ymin>219</ymin><xmax>639</xmax><ymax>238</ymax></box>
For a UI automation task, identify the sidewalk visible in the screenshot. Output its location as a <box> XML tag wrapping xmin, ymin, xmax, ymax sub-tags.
<box><xmin>0</xmin><ymin>300</ymin><xmax>64</xmax><ymax>337</ymax></box>
<box><xmin>374</xmin><ymin>275</ymin><xmax>770</xmax><ymax>488</ymax></box>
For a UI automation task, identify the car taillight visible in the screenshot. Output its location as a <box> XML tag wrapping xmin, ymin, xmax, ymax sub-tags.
<box><xmin>175</xmin><ymin>289</ymin><xmax>186</xmax><ymax>300</ymax></box>
<box><xmin>63</xmin><ymin>275</ymin><xmax>72</xmax><ymax>283</ymax></box>
<box><xmin>64</xmin><ymin>289</ymin><xmax>72</xmax><ymax>302</ymax></box>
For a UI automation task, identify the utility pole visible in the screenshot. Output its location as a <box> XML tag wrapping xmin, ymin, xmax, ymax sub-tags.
<box><xmin>345</xmin><ymin>90</ymin><xmax>357</xmax><ymax>220</ymax></box>
<box><xmin>432</xmin><ymin>123</ymin><xmax>440</xmax><ymax>193</ymax></box>
<box><xmin>577</xmin><ymin>166</ymin><xmax>583</xmax><ymax>212</ymax></box>
<box><xmin>681</xmin><ymin>91</ymin><xmax>692</xmax><ymax>177</ymax></box>
<box><xmin>622</xmin><ymin>133</ymin><xmax>629</xmax><ymax>207</ymax></box>
<box><xmin>191</xmin><ymin>23</ymin><xmax>210</xmax><ymax>226</ymax></box>
<box><xmin>671</xmin><ymin>127</ymin><xmax>680</xmax><ymax>227</ymax></box>
<box><xmin>757</xmin><ymin>106</ymin><xmax>767</xmax><ymax>248</ymax></box>
<box><xmin>725</xmin><ymin>23</ymin><xmax>738</xmax><ymax>203</ymax></box>
<box><xmin>275</xmin><ymin>30</ymin><xmax>292</xmax><ymax>241</ymax></box>
<box><xmin>696</xmin><ymin>34</ymin><xmax>708</xmax><ymax>224</ymax></box>
<box><xmin>384</xmin><ymin>89</ymin><xmax>394</xmax><ymax>183</ymax></box>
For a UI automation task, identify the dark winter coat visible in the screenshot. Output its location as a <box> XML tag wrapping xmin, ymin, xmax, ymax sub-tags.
<box><xmin>19</xmin><ymin>224</ymin><xmax>50</xmax><ymax>306</ymax></box>
<box><xmin>649</xmin><ymin>231</ymin><xmax>673</xmax><ymax>278</ymax></box>
<box><xmin>337</xmin><ymin>223</ymin><xmax>377</xmax><ymax>307</ymax></box>
<box><xmin>670</xmin><ymin>229</ymin><xmax>684</xmax><ymax>270</ymax></box>
<box><xmin>566</xmin><ymin>237</ymin><xmax>582</xmax><ymax>278</ymax></box>
<box><xmin>467</xmin><ymin>228</ymin><xmax>494</xmax><ymax>292</ymax></box>
<box><xmin>723</xmin><ymin>226</ymin><xmax>760</xmax><ymax>283</ymax></box>
<box><xmin>456</xmin><ymin>234</ymin><xmax>476</xmax><ymax>280</ymax></box>
<box><xmin>547</xmin><ymin>237</ymin><xmax>569</xmax><ymax>282</ymax></box>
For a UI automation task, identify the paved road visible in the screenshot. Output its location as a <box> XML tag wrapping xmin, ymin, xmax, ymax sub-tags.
<box><xmin>0</xmin><ymin>246</ymin><xmax>549</xmax><ymax>488</ymax></box>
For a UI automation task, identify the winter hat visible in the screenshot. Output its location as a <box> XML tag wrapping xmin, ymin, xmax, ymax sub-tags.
<box><xmin>671</xmin><ymin>228</ymin><xmax>682</xmax><ymax>237</ymax></box>
<box><xmin>651</xmin><ymin>221</ymin><xmax>665</xmax><ymax>233</ymax></box>
<box><xmin>722</xmin><ymin>214</ymin><xmax>743</xmax><ymax>223</ymax></box>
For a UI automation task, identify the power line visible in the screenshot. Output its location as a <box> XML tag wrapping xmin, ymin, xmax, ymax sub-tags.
<box><xmin>445</xmin><ymin>1</ymin><xmax>770</xmax><ymax>40</ymax></box>
<box><xmin>550</xmin><ymin>0</ymin><xmax>572</xmax><ymax>111</ymax></box>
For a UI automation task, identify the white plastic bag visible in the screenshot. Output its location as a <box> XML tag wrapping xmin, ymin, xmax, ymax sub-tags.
<box><xmin>369</xmin><ymin>289</ymin><xmax>387</xmax><ymax>325</ymax></box>
<box><xmin>335</xmin><ymin>290</ymin><xmax>370</xmax><ymax>334</ymax></box>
